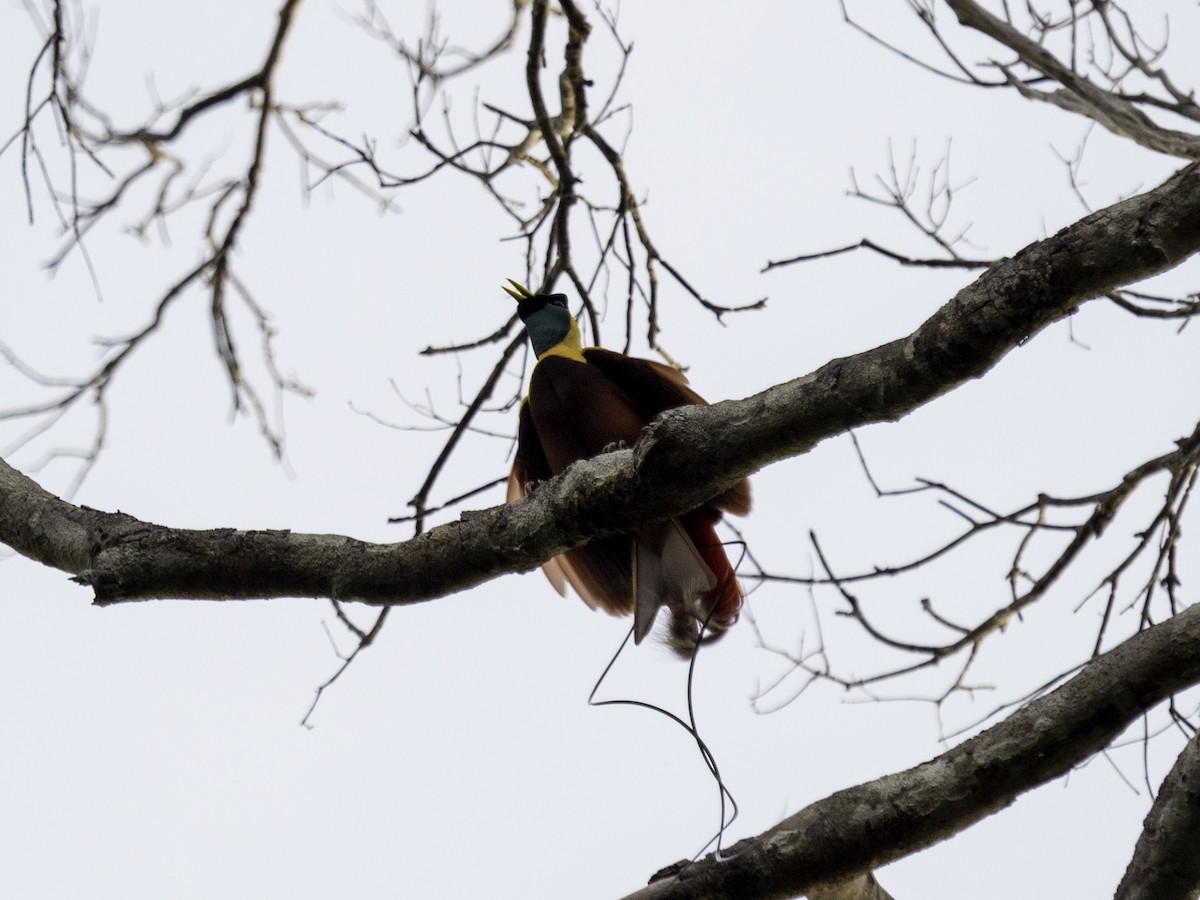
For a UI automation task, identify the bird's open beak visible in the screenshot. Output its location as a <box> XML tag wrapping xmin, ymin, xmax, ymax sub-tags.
<box><xmin>502</xmin><ymin>279</ymin><xmax>533</xmax><ymax>301</ymax></box>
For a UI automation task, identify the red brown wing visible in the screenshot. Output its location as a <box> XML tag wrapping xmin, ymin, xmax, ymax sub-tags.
<box><xmin>526</xmin><ymin>355</ymin><xmax>650</xmax><ymax>470</ymax></box>
<box><xmin>582</xmin><ymin>348</ymin><xmax>751</xmax><ymax>516</ymax></box>
<box><xmin>581</xmin><ymin>348</ymin><xmax>706</xmax><ymax>416</ymax></box>
<box><xmin>508</xmin><ymin>398</ymin><xmax>553</xmax><ymax>503</ymax></box>
<box><xmin>509</xmin><ymin>399</ymin><xmax>569</xmax><ymax>595</ymax></box>
<box><xmin>512</xmin><ymin>351</ymin><xmax>749</xmax><ymax>637</ymax></box>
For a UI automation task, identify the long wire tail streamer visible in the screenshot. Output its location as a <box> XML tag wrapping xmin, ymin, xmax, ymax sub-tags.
<box><xmin>587</xmin><ymin>538</ymin><xmax>749</xmax><ymax>865</ymax></box>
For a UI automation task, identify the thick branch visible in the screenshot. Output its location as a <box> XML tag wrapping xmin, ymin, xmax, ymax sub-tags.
<box><xmin>1</xmin><ymin>164</ymin><xmax>1199</xmax><ymax>604</ymax></box>
<box><xmin>808</xmin><ymin>874</ymin><xmax>895</xmax><ymax>900</ymax></box>
<box><xmin>1115</xmin><ymin>727</ymin><xmax>1200</xmax><ymax>900</ymax></box>
<box><xmin>620</xmin><ymin>602</ymin><xmax>1200</xmax><ymax>900</ymax></box>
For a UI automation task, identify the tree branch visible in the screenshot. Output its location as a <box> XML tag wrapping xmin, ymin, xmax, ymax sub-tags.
<box><xmin>2</xmin><ymin>163</ymin><xmax>1199</xmax><ymax>605</ymax></box>
<box><xmin>944</xmin><ymin>0</ymin><xmax>1200</xmax><ymax>159</ymax></box>
<box><xmin>620</xmin><ymin>602</ymin><xmax>1200</xmax><ymax>900</ymax></box>
<box><xmin>1115</xmin><ymin>726</ymin><xmax>1200</xmax><ymax>900</ymax></box>
<box><xmin>808</xmin><ymin>873</ymin><xmax>896</xmax><ymax>900</ymax></box>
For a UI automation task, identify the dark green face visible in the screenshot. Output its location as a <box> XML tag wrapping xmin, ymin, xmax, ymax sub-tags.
<box><xmin>517</xmin><ymin>294</ymin><xmax>572</xmax><ymax>357</ymax></box>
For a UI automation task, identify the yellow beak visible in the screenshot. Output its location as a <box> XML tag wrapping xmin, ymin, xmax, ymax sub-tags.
<box><xmin>502</xmin><ymin>278</ymin><xmax>533</xmax><ymax>301</ymax></box>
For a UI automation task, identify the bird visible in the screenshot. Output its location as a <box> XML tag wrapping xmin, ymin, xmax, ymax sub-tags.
<box><xmin>503</xmin><ymin>279</ymin><xmax>751</xmax><ymax>656</ymax></box>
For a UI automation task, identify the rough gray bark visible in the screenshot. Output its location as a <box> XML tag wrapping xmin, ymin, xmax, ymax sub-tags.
<box><xmin>619</xmin><ymin>603</ymin><xmax>1200</xmax><ymax>900</ymax></box>
<box><xmin>2</xmin><ymin>162</ymin><xmax>1199</xmax><ymax>608</ymax></box>
<box><xmin>808</xmin><ymin>874</ymin><xmax>895</xmax><ymax>900</ymax></box>
<box><xmin>1115</xmin><ymin>728</ymin><xmax>1200</xmax><ymax>900</ymax></box>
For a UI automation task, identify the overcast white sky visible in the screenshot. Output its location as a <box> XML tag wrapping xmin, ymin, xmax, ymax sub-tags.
<box><xmin>3</xmin><ymin>2</ymin><xmax>1200</xmax><ymax>898</ymax></box>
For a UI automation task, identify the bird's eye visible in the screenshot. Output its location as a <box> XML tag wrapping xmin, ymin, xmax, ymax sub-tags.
<box><xmin>548</xmin><ymin>294</ymin><xmax>568</xmax><ymax>309</ymax></box>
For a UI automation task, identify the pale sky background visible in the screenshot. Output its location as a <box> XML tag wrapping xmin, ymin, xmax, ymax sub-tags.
<box><xmin>3</xmin><ymin>2</ymin><xmax>1200</xmax><ymax>898</ymax></box>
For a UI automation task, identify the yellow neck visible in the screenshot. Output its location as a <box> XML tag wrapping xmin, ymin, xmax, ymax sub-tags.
<box><xmin>537</xmin><ymin>316</ymin><xmax>587</xmax><ymax>363</ymax></box>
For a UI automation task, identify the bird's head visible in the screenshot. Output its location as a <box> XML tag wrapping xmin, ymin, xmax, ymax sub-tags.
<box><xmin>504</xmin><ymin>280</ymin><xmax>575</xmax><ymax>359</ymax></box>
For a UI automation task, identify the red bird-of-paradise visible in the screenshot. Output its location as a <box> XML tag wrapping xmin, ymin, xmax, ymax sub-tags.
<box><xmin>504</xmin><ymin>280</ymin><xmax>751</xmax><ymax>655</ymax></box>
